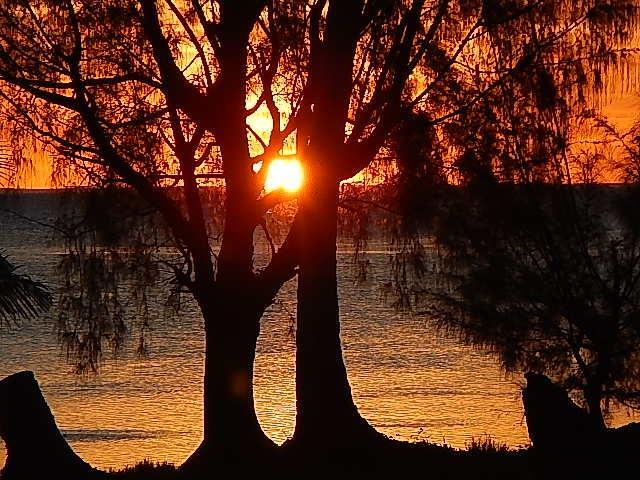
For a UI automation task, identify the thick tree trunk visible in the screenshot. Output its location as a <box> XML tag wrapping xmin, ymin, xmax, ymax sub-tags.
<box><xmin>180</xmin><ymin>144</ymin><xmax>278</xmax><ymax>470</ymax></box>
<box><xmin>292</xmin><ymin>179</ymin><xmax>378</xmax><ymax>448</ymax></box>
<box><xmin>181</xmin><ymin>290</ymin><xmax>275</xmax><ymax>472</ymax></box>
<box><xmin>523</xmin><ymin>373</ymin><xmax>604</xmax><ymax>451</ymax></box>
<box><xmin>0</xmin><ymin>371</ymin><xmax>95</xmax><ymax>480</ymax></box>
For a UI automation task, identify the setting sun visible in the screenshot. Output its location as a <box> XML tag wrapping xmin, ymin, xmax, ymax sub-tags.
<box><xmin>263</xmin><ymin>158</ymin><xmax>304</xmax><ymax>193</ymax></box>
<box><xmin>3</xmin><ymin>0</ymin><xmax>640</xmax><ymax>475</ymax></box>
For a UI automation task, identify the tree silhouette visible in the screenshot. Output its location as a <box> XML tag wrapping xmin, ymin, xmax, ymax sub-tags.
<box><xmin>288</xmin><ymin>0</ymin><xmax>638</xmax><ymax>454</ymax></box>
<box><xmin>1</xmin><ymin>143</ymin><xmax>51</xmax><ymax>329</ymax></box>
<box><xmin>382</xmin><ymin>69</ymin><xmax>640</xmax><ymax>429</ymax></box>
<box><xmin>430</xmin><ymin>181</ymin><xmax>640</xmax><ymax>428</ymax></box>
<box><xmin>0</xmin><ymin>0</ymin><xmax>638</xmax><ymax>472</ymax></box>
<box><xmin>0</xmin><ymin>252</ymin><xmax>51</xmax><ymax>329</ymax></box>
<box><xmin>0</xmin><ymin>1</ymin><xmax>301</xmax><ymax>467</ymax></box>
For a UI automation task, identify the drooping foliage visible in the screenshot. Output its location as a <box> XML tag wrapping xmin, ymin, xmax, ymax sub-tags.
<box><xmin>0</xmin><ymin>0</ymin><xmax>638</xmax><ymax>463</ymax></box>
<box><xmin>0</xmin><ymin>0</ymin><xmax>635</xmax><ymax>369</ymax></box>
<box><xmin>425</xmin><ymin>181</ymin><xmax>640</xmax><ymax>424</ymax></box>
<box><xmin>348</xmin><ymin>1</ymin><xmax>640</xmax><ymax>425</ymax></box>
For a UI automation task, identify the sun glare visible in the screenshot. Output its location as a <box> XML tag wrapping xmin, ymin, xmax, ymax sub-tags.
<box><xmin>263</xmin><ymin>158</ymin><xmax>304</xmax><ymax>193</ymax></box>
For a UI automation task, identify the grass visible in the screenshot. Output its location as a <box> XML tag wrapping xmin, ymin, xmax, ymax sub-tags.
<box><xmin>2</xmin><ymin>433</ymin><xmax>632</xmax><ymax>479</ymax></box>
<box><xmin>465</xmin><ymin>435</ymin><xmax>511</xmax><ymax>454</ymax></box>
<box><xmin>109</xmin><ymin>460</ymin><xmax>177</xmax><ymax>480</ymax></box>
<box><xmin>100</xmin><ymin>436</ymin><xmax>638</xmax><ymax>480</ymax></box>
<box><xmin>103</xmin><ymin>441</ymin><xmax>534</xmax><ymax>480</ymax></box>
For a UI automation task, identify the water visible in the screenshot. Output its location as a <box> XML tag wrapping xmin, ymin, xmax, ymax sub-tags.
<box><xmin>0</xmin><ymin>190</ymin><xmax>603</xmax><ymax>470</ymax></box>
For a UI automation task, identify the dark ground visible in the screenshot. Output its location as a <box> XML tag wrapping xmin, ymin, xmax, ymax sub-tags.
<box><xmin>107</xmin><ymin>438</ymin><xmax>635</xmax><ymax>480</ymax></box>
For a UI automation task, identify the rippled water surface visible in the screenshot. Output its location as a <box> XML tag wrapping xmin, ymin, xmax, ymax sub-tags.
<box><xmin>0</xmin><ymin>191</ymin><xmax>631</xmax><ymax>470</ymax></box>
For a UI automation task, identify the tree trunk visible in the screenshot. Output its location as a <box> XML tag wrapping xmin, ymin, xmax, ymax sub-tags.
<box><xmin>585</xmin><ymin>384</ymin><xmax>606</xmax><ymax>430</ymax></box>
<box><xmin>292</xmin><ymin>179</ymin><xmax>378</xmax><ymax>448</ymax></box>
<box><xmin>0</xmin><ymin>371</ymin><xmax>95</xmax><ymax>480</ymax></box>
<box><xmin>181</xmin><ymin>289</ymin><xmax>275</xmax><ymax>472</ymax></box>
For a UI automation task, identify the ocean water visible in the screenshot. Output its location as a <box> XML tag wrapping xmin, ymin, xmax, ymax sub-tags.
<box><xmin>0</xmin><ymin>190</ymin><xmax>618</xmax><ymax>470</ymax></box>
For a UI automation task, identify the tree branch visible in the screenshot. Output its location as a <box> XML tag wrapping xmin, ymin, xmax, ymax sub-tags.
<box><xmin>255</xmin><ymin>214</ymin><xmax>300</xmax><ymax>309</ymax></box>
<box><xmin>139</xmin><ymin>0</ymin><xmax>217</xmax><ymax>130</ymax></box>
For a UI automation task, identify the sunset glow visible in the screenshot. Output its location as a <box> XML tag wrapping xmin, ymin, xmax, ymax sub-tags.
<box><xmin>3</xmin><ymin>0</ymin><xmax>640</xmax><ymax>475</ymax></box>
<box><xmin>263</xmin><ymin>158</ymin><xmax>304</xmax><ymax>193</ymax></box>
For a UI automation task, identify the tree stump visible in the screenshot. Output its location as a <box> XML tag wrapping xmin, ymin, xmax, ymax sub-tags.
<box><xmin>0</xmin><ymin>371</ymin><xmax>96</xmax><ymax>479</ymax></box>
<box><xmin>522</xmin><ymin>372</ymin><xmax>603</xmax><ymax>451</ymax></box>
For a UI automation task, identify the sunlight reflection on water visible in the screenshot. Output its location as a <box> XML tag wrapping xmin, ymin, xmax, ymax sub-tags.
<box><xmin>0</xmin><ymin>244</ymin><xmax>529</xmax><ymax>470</ymax></box>
<box><xmin>0</xmin><ymin>195</ymin><xmax>635</xmax><ymax>470</ymax></box>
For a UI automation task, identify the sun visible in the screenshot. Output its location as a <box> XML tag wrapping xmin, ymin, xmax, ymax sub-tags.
<box><xmin>261</xmin><ymin>158</ymin><xmax>304</xmax><ymax>193</ymax></box>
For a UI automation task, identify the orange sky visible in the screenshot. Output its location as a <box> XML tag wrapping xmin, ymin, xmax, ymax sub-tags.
<box><xmin>602</xmin><ymin>93</ymin><xmax>640</xmax><ymax>132</ymax></box>
<box><xmin>3</xmin><ymin>49</ymin><xmax>639</xmax><ymax>191</ymax></box>
<box><xmin>9</xmin><ymin>92</ymin><xmax>636</xmax><ymax>189</ymax></box>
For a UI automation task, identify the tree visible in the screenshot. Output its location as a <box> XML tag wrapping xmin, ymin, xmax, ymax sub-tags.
<box><xmin>296</xmin><ymin>0</ymin><xmax>638</xmax><ymax>450</ymax></box>
<box><xmin>1</xmin><ymin>145</ymin><xmax>51</xmax><ymax>329</ymax></box>
<box><xmin>0</xmin><ymin>252</ymin><xmax>51</xmax><ymax>328</ymax></box>
<box><xmin>0</xmin><ymin>0</ymin><xmax>637</xmax><ymax>471</ymax></box>
<box><xmin>426</xmin><ymin>180</ymin><xmax>640</xmax><ymax>428</ymax></box>
<box><xmin>294</xmin><ymin>1</ymin><xmax>637</xmax><ymax>452</ymax></box>
<box><xmin>0</xmin><ymin>0</ymin><xmax>300</xmax><ymax>467</ymax></box>
<box><xmin>0</xmin><ymin>0</ymin><xmax>465</xmax><ymax>462</ymax></box>
<box><xmin>0</xmin><ymin>0</ymin><xmax>415</xmax><ymax>466</ymax></box>
<box><xmin>377</xmin><ymin>51</ymin><xmax>640</xmax><ymax>429</ymax></box>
